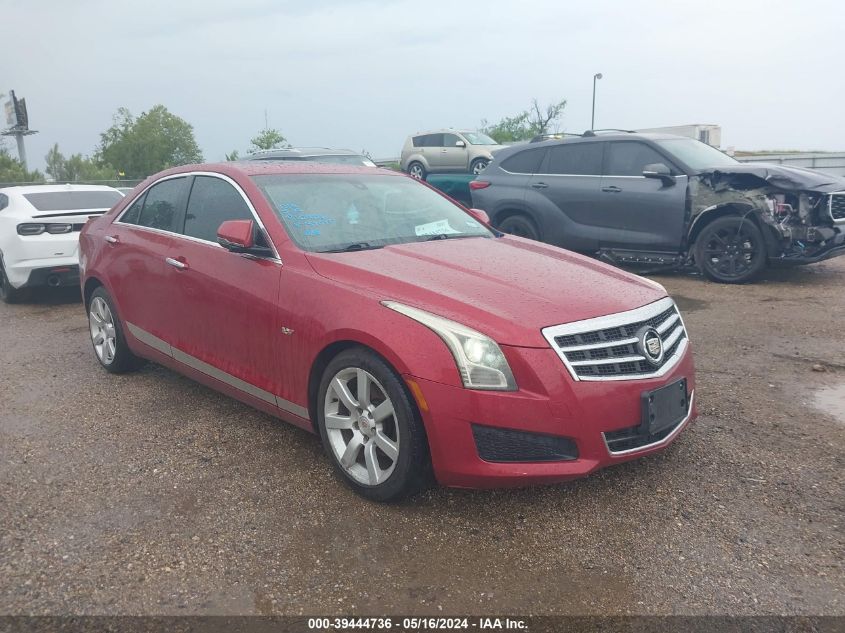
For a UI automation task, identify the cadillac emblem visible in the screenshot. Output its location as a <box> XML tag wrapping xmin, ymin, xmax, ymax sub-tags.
<box><xmin>637</xmin><ymin>327</ymin><xmax>665</xmax><ymax>366</ymax></box>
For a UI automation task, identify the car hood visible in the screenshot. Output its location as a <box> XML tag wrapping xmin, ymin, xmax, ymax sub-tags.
<box><xmin>305</xmin><ymin>236</ymin><xmax>666</xmax><ymax>347</ymax></box>
<box><xmin>700</xmin><ymin>163</ymin><xmax>845</xmax><ymax>193</ymax></box>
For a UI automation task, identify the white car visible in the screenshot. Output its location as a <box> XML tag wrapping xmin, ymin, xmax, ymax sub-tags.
<box><xmin>0</xmin><ymin>184</ymin><xmax>123</xmax><ymax>303</ymax></box>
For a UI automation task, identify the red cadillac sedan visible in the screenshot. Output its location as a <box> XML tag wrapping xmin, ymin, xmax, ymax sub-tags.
<box><xmin>79</xmin><ymin>162</ymin><xmax>696</xmax><ymax>501</ymax></box>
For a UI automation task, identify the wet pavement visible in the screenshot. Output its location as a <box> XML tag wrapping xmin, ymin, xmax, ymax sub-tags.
<box><xmin>1</xmin><ymin>261</ymin><xmax>843</xmax><ymax>616</ymax></box>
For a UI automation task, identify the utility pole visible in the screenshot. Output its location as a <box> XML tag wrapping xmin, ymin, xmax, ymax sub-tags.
<box><xmin>591</xmin><ymin>73</ymin><xmax>603</xmax><ymax>131</ymax></box>
<box><xmin>2</xmin><ymin>90</ymin><xmax>38</xmax><ymax>172</ymax></box>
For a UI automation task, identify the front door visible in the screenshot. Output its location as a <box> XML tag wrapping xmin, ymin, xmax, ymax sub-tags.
<box><xmin>598</xmin><ymin>141</ymin><xmax>687</xmax><ymax>252</ymax></box>
<box><xmin>439</xmin><ymin>133</ymin><xmax>468</xmax><ymax>171</ymax></box>
<box><xmin>164</xmin><ymin>174</ymin><xmax>284</xmax><ymax>402</ymax></box>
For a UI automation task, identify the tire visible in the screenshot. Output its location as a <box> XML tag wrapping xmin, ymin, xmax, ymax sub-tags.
<box><xmin>316</xmin><ymin>347</ymin><xmax>431</xmax><ymax>501</ymax></box>
<box><xmin>88</xmin><ymin>286</ymin><xmax>145</xmax><ymax>373</ymax></box>
<box><xmin>470</xmin><ymin>158</ymin><xmax>489</xmax><ymax>175</ymax></box>
<box><xmin>0</xmin><ymin>260</ymin><xmax>28</xmax><ymax>304</ymax></box>
<box><xmin>407</xmin><ymin>161</ymin><xmax>426</xmax><ymax>180</ymax></box>
<box><xmin>498</xmin><ymin>213</ymin><xmax>540</xmax><ymax>242</ymax></box>
<box><xmin>694</xmin><ymin>215</ymin><xmax>767</xmax><ymax>284</ymax></box>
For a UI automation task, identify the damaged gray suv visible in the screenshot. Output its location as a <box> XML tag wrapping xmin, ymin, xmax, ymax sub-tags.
<box><xmin>470</xmin><ymin>132</ymin><xmax>845</xmax><ymax>283</ymax></box>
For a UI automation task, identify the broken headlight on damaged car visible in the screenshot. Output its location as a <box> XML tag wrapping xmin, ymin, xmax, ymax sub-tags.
<box><xmin>382</xmin><ymin>301</ymin><xmax>517</xmax><ymax>391</ymax></box>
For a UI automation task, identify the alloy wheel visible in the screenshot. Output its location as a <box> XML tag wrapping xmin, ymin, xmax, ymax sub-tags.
<box><xmin>89</xmin><ymin>296</ymin><xmax>117</xmax><ymax>365</ymax></box>
<box><xmin>408</xmin><ymin>164</ymin><xmax>424</xmax><ymax>179</ymax></box>
<box><xmin>472</xmin><ymin>160</ymin><xmax>488</xmax><ymax>175</ymax></box>
<box><xmin>701</xmin><ymin>225</ymin><xmax>760</xmax><ymax>279</ymax></box>
<box><xmin>323</xmin><ymin>367</ymin><xmax>400</xmax><ymax>486</ymax></box>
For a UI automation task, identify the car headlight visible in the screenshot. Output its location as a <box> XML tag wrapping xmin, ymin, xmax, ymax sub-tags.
<box><xmin>382</xmin><ymin>301</ymin><xmax>517</xmax><ymax>391</ymax></box>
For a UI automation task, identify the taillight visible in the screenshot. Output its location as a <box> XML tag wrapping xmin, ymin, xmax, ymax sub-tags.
<box><xmin>46</xmin><ymin>223</ymin><xmax>73</xmax><ymax>234</ymax></box>
<box><xmin>469</xmin><ymin>180</ymin><xmax>491</xmax><ymax>190</ymax></box>
<box><xmin>17</xmin><ymin>223</ymin><xmax>46</xmax><ymax>235</ymax></box>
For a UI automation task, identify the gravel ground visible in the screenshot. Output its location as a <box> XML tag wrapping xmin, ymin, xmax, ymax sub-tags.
<box><xmin>1</xmin><ymin>260</ymin><xmax>843</xmax><ymax>616</ymax></box>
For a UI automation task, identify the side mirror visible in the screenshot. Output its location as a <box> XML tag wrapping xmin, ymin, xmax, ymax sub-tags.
<box><xmin>217</xmin><ymin>219</ymin><xmax>273</xmax><ymax>256</ymax></box>
<box><xmin>643</xmin><ymin>162</ymin><xmax>675</xmax><ymax>184</ymax></box>
<box><xmin>455</xmin><ymin>140</ymin><xmax>466</xmax><ymax>148</ymax></box>
<box><xmin>468</xmin><ymin>208</ymin><xmax>490</xmax><ymax>224</ymax></box>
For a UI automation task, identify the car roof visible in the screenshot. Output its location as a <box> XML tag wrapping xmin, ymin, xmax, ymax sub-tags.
<box><xmin>151</xmin><ymin>162</ymin><xmax>403</xmax><ymax>179</ymax></box>
<box><xmin>410</xmin><ymin>129</ymin><xmax>478</xmax><ymax>136</ymax></box>
<box><xmin>0</xmin><ymin>183</ymin><xmax>121</xmax><ymax>195</ymax></box>
<box><xmin>546</xmin><ymin>131</ymin><xmax>688</xmax><ymax>145</ymax></box>
<box><xmin>247</xmin><ymin>147</ymin><xmax>363</xmax><ymax>158</ymax></box>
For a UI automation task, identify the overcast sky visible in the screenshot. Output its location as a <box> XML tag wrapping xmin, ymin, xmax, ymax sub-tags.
<box><xmin>2</xmin><ymin>0</ymin><xmax>844</xmax><ymax>170</ymax></box>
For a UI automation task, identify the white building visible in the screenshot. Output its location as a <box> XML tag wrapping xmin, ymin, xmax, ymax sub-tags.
<box><xmin>636</xmin><ymin>124</ymin><xmax>722</xmax><ymax>148</ymax></box>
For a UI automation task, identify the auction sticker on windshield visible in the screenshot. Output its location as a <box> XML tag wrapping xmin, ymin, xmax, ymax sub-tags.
<box><xmin>415</xmin><ymin>219</ymin><xmax>460</xmax><ymax>236</ymax></box>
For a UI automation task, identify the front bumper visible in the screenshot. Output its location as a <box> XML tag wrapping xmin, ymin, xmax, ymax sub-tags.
<box><xmin>409</xmin><ymin>344</ymin><xmax>697</xmax><ymax>489</ymax></box>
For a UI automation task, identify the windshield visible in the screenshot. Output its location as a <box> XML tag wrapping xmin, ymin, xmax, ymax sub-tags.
<box><xmin>462</xmin><ymin>132</ymin><xmax>498</xmax><ymax>146</ymax></box>
<box><xmin>655</xmin><ymin>138</ymin><xmax>738</xmax><ymax>170</ymax></box>
<box><xmin>252</xmin><ymin>174</ymin><xmax>493</xmax><ymax>252</ymax></box>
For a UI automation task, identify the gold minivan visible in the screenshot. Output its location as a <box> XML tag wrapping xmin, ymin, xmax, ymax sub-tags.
<box><xmin>400</xmin><ymin>129</ymin><xmax>504</xmax><ymax>180</ymax></box>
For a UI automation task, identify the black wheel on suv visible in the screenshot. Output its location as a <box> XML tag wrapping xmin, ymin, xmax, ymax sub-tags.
<box><xmin>498</xmin><ymin>213</ymin><xmax>540</xmax><ymax>241</ymax></box>
<box><xmin>0</xmin><ymin>261</ymin><xmax>28</xmax><ymax>304</ymax></box>
<box><xmin>407</xmin><ymin>162</ymin><xmax>426</xmax><ymax>180</ymax></box>
<box><xmin>695</xmin><ymin>215</ymin><xmax>767</xmax><ymax>283</ymax></box>
<box><xmin>470</xmin><ymin>158</ymin><xmax>489</xmax><ymax>175</ymax></box>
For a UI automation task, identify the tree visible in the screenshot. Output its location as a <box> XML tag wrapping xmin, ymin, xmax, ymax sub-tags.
<box><xmin>481</xmin><ymin>97</ymin><xmax>568</xmax><ymax>143</ymax></box>
<box><xmin>97</xmin><ymin>105</ymin><xmax>203</xmax><ymax>179</ymax></box>
<box><xmin>46</xmin><ymin>143</ymin><xmax>117</xmax><ymax>182</ymax></box>
<box><xmin>249</xmin><ymin>128</ymin><xmax>287</xmax><ymax>152</ymax></box>
<box><xmin>225</xmin><ymin>150</ymin><xmax>240</xmax><ymax>161</ymax></box>
<box><xmin>0</xmin><ymin>147</ymin><xmax>44</xmax><ymax>184</ymax></box>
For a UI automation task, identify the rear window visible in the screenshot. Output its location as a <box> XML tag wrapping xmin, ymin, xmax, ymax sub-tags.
<box><xmin>501</xmin><ymin>148</ymin><xmax>547</xmax><ymax>174</ymax></box>
<box><xmin>23</xmin><ymin>191</ymin><xmax>122</xmax><ymax>211</ymax></box>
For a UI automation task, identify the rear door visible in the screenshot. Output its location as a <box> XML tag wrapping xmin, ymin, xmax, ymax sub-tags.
<box><xmin>439</xmin><ymin>133</ymin><xmax>468</xmax><ymax>171</ymax></box>
<box><xmin>420</xmin><ymin>134</ymin><xmax>444</xmax><ymax>170</ymax></box>
<box><xmin>526</xmin><ymin>142</ymin><xmax>605</xmax><ymax>251</ymax></box>
<box><xmin>110</xmin><ymin>176</ymin><xmax>188</xmax><ymax>344</ymax></box>
<box><xmin>165</xmin><ymin>174</ymin><xmax>284</xmax><ymax>402</ymax></box>
<box><xmin>599</xmin><ymin>141</ymin><xmax>687</xmax><ymax>251</ymax></box>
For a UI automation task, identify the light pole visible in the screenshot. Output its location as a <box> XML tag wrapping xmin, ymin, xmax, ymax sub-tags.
<box><xmin>591</xmin><ymin>73</ymin><xmax>603</xmax><ymax>131</ymax></box>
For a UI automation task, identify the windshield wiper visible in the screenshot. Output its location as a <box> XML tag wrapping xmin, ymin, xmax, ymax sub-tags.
<box><xmin>424</xmin><ymin>233</ymin><xmax>470</xmax><ymax>241</ymax></box>
<box><xmin>319</xmin><ymin>242</ymin><xmax>383</xmax><ymax>253</ymax></box>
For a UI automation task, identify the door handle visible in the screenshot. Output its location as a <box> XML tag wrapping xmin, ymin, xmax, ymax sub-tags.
<box><xmin>104</xmin><ymin>235</ymin><xmax>119</xmax><ymax>244</ymax></box>
<box><xmin>602</xmin><ymin>186</ymin><xmax>622</xmax><ymax>193</ymax></box>
<box><xmin>165</xmin><ymin>257</ymin><xmax>188</xmax><ymax>270</ymax></box>
<box><xmin>531</xmin><ymin>182</ymin><xmax>549</xmax><ymax>189</ymax></box>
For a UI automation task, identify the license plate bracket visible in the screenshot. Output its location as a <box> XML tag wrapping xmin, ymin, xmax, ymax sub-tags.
<box><xmin>642</xmin><ymin>378</ymin><xmax>688</xmax><ymax>436</ymax></box>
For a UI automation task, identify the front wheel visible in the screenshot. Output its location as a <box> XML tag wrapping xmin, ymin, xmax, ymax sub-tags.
<box><xmin>695</xmin><ymin>215</ymin><xmax>767</xmax><ymax>283</ymax></box>
<box><xmin>317</xmin><ymin>348</ymin><xmax>431</xmax><ymax>501</ymax></box>
<box><xmin>470</xmin><ymin>158</ymin><xmax>489</xmax><ymax>175</ymax></box>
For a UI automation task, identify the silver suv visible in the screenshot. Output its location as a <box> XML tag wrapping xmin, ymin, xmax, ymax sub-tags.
<box><xmin>400</xmin><ymin>130</ymin><xmax>504</xmax><ymax>179</ymax></box>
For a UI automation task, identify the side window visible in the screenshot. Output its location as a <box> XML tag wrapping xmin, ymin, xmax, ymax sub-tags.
<box><xmin>501</xmin><ymin>148</ymin><xmax>547</xmax><ymax>174</ymax></box>
<box><xmin>442</xmin><ymin>133</ymin><xmax>460</xmax><ymax>147</ymax></box>
<box><xmin>0</xmin><ymin>193</ymin><xmax>8</xmax><ymax>211</ymax></box>
<box><xmin>412</xmin><ymin>136</ymin><xmax>425</xmax><ymax>148</ymax></box>
<box><xmin>546</xmin><ymin>143</ymin><xmax>603</xmax><ymax>175</ymax></box>
<box><xmin>137</xmin><ymin>177</ymin><xmax>186</xmax><ymax>231</ymax></box>
<box><xmin>183</xmin><ymin>176</ymin><xmax>252</xmax><ymax>243</ymax></box>
<box><xmin>120</xmin><ymin>192</ymin><xmax>146</xmax><ymax>224</ymax></box>
<box><xmin>422</xmin><ymin>134</ymin><xmax>444</xmax><ymax>147</ymax></box>
<box><xmin>605</xmin><ymin>142</ymin><xmax>670</xmax><ymax>177</ymax></box>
